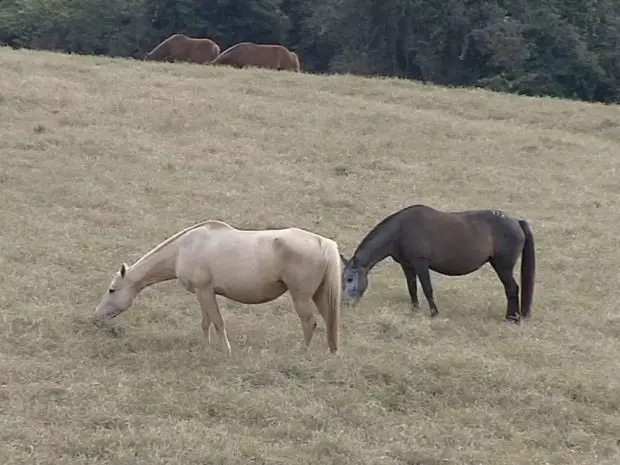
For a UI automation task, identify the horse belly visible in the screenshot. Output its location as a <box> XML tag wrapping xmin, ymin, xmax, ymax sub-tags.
<box><xmin>213</xmin><ymin>276</ymin><xmax>287</xmax><ymax>304</ymax></box>
<box><xmin>429</xmin><ymin>256</ymin><xmax>488</xmax><ymax>276</ymax></box>
<box><xmin>182</xmin><ymin>229</ymin><xmax>290</xmax><ymax>303</ymax></box>
<box><xmin>429</xmin><ymin>263</ymin><xmax>484</xmax><ymax>276</ymax></box>
<box><xmin>425</xmin><ymin>223</ymin><xmax>493</xmax><ymax>276</ymax></box>
<box><xmin>209</xmin><ymin>249</ymin><xmax>287</xmax><ymax>303</ymax></box>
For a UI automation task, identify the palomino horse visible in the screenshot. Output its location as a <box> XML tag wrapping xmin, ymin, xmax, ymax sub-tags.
<box><xmin>340</xmin><ymin>205</ymin><xmax>536</xmax><ymax>323</ymax></box>
<box><xmin>93</xmin><ymin>220</ymin><xmax>342</xmax><ymax>354</ymax></box>
<box><xmin>212</xmin><ymin>42</ymin><xmax>300</xmax><ymax>71</ymax></box>
<box><xmin>144</xmin><ymin>33</ymin><xmax>220</xmax><ymax>64</ymax></box>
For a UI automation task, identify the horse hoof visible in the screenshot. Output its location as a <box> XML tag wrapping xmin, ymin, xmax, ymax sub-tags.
<box><xmin>505</xmin><ymin>316</ymin><xmax>520</xmax><ymax>324</ymax></box>
<box><xmin>430</xmin><ymin>310</ymin><xmax>439</xmax><ymax>318</ymax></box>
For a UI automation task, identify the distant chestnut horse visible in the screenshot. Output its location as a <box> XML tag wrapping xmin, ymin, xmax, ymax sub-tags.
<box><xmin>144</xmin><ymin>33</ymin><xmax>220</xmax><ymax>64</ymax></box>
<box><xmin>212</xmin><ymin>42</ymin><xmax>300</xmax><ymax>72</ymax></box>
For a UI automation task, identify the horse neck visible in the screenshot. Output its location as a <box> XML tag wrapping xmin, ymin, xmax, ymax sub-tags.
<box><xmin>126</xmin><ymin>239</ymin><xmax>179</xmax><ymax>292</ymax></box>
<box><xmin>353</xmin><ymin>218</ymin><xmax>399</xmax><ymax>270</ymax></box>
<box><xmin>149</xmin><ymin>40</ymin><xmax>170</xmax><ymax>59</ymax></box>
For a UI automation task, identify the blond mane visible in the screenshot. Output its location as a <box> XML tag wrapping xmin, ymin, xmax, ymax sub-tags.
<box><xmin>130</xmin><ymin>220</ymin><xmax>231</xmax><ymax>268</ymax></box>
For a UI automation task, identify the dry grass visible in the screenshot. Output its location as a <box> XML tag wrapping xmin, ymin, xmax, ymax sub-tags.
<box><xmin>1</xmin><ymin>46</ymin><xmax>620</xmax><ymax>465</ymax></box>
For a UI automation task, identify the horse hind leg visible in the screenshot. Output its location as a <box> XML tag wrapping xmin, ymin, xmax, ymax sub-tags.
<box><xmin>195</xmin><ymin>287</ymin><xmax>232</xmax><ymax>355</ymax></box>
<box><xmin>290</xmin><ymin>291</ymin><xmax>319</xmax><ymax>349</ymax></box>
<box><xmin>489</xmin><ymin>258</ymin><xmax>520</xmax><ymax>323</ymax></box>
<box><xmin>202</xmin><ymin>313</ymin><xmax>212</xmax><ymax>345</ymax></box>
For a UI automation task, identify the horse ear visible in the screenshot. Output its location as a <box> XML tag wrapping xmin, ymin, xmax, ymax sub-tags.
<box><xmin>339</xmin><ymin>254</ymin><xmax>349</xmax><ymax>266</ymax></box>
<box><xmin>120</xmin><ymin>263</ymin><xmax>127</xmax><ymax>278</ymax></box>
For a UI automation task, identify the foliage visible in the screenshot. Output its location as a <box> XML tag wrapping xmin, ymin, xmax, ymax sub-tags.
<box><xmin>0</xmin><ymin>0</ymin><xmax>618</xmax><ymax>102</ymax></box>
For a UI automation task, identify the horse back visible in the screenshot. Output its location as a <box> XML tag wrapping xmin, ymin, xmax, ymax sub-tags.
<box><xmin>244</xmin><ymin>43</ymin><xmax>288</xmax><ymax>69</ymax></box>
<box><xmin>439</xmin><ymin>209</ymin><xmax>525</xmax><ymax>261</ymax></box>
<box><xmin>270</xmin><ymin>228</ymin><xmax>326</xmax><ymax>263</ymax></box>
<box><xmin>395</xmin><ymin>206</ymin><xmax>498</xmax><ymax>273</ymax></box>
<box><xmin>212</xmin><ymin>42</ymin><xmax>254</xmax><ymax>65</ymax></box>
<box><xmin>177</xmin><ymin>226</ymin><xmax>285</xmax><ymax>280</ymax></box>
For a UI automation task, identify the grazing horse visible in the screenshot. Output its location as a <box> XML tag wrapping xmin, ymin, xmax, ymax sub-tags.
<box><xmin>212</xmin><ymin>42</ymin><xmax>300</xmax><ymax>72</ymax></box>
<box><xmin>93</xmin><ymin>220</ymin><xmax>342</xmax><ymax>354</ymax></box>
<box><xmin>144</xmin><ymin>33</ymin><xmax>220</xmax><ymax>64</ymax></box>
<box><xmin>340</xmin><ymin>205</ymin><xmax>536</xmax><ymax>323</ymax></box>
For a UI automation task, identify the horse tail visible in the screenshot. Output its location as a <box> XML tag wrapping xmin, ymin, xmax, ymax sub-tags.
<box><xmin>317</xmin><ymin>238</ymin><xmax>342</xmax><ymax>353</ymax></box>
<box><xmin>211</xmin><ymin>42</ymin><xmax>221</xmax><ymax>59</ymax></box>
<box><xmin>191</xmin><ymin>39</ymin><xmax>220</xmax><ymax>63</ymax></box>
<box><xmin>288</xmin><ymin>51</ymin><xmax>301</xmax><ymax>72</ymax></box>
<box><xmin>518</xmin><ymin>220</ymin><xmax>536</xmax><ymax>318</ymax></box>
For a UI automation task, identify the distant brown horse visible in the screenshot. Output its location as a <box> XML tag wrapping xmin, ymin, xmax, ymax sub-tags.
<box><xmin>212</xmin><ymin>42</ymin><xmax>300</xmax><ymax>72</ymax></box>
<box><xmin>144</xmin><ymin>33</ymin><xmax>220</xmax><ymax>64</ymax></box>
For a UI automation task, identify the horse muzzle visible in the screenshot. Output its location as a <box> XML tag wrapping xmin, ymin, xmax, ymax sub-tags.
<box><xmin>92</xmin><ymin>306</ymin><xmax>121</xmax><ymax>323</ymax></box>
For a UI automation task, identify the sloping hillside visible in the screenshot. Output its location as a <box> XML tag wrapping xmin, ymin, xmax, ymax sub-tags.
<box><xmin>1</xmin><ymin>47</ymin><xmax>619</xmax><ymax>465</ymax></box>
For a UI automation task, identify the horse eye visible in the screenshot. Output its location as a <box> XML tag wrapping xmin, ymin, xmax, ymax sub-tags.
<box><xmin>108</xmin><ymin>288</ymin><xmax>116</xmax><ymax>294</ymax></box>
<box><xmin>347</xmin><ymin>277</ymin><xmax>354</xmax><ymax>283</ymax></box>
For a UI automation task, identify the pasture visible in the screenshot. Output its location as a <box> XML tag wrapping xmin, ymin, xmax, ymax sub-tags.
<box><xmin>1</xmin><ymin>46</ymin><xmax>620</xmax><ymax>464</ymax></box>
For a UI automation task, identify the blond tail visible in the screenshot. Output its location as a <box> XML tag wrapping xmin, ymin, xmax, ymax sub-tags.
<box><xmin>317</xmin><ymin>238</ymin><xmax>342</xmax><ymax>353</ymax></box>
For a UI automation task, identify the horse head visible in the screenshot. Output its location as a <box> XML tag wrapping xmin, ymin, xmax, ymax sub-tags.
<box><xmin>340</xmin><ymin>255</ymin><xmax>368</xmax><ymax>303</ymax></box>
<box><xmin>93</xmin><ymin>263</ymin><xmax>138</xmax><ymax>321</ymax></box>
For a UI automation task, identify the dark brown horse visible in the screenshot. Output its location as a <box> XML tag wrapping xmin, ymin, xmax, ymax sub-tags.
<box><xmin>144</xmin><ymin>34</ymin><xmax>220</xmax><ymax>64</ymax></box>
<box><xmin>212</xmin><ymin>42</ymin><xmax>300</xmax><ymax>72</ymax></box>
<box><xmin>340</xmin><ymin>205</ymin><xmax>536</xmax><ymax>323</ymax></box>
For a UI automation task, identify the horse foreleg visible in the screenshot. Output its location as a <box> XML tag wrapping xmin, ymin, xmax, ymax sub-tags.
<box><xmin>411</xmin><ymin>259</ymin><xmax>439</xmax><ymax>317</ymax></box>
<box><xmin>290</xmin><ymin>293</ymin><xmax>318</xmax><ymax>349</ymax></box>
<box><xmin>195</xmin><ymin>287</ymin><xmax>232</xmax><ymax>355</ymax></box>
<box><xmin>399</xmin><ymin>263</ymin><xmax>419</xmax><ymax>310</ymax></box>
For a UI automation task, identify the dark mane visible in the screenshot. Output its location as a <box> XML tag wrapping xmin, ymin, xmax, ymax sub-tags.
<box><xmin>353</xmin><ymin>205</ymin><xmax>418</xmax><ymax>257</ymax></box>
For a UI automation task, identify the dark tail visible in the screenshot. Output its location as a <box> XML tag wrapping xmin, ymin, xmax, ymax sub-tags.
<box><xmin>518</xmin><ymin>220</ymin><xmax>536</xmax><ymax>318</ymax></box>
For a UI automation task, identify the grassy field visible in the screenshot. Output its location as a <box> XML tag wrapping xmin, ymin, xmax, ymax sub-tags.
<box><xmin>1</xmin><ymin>46</ymin><xmax>620</xmax><ymax>465</ymax></box>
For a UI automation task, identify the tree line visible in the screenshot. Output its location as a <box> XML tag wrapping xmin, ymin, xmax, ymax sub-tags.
<box><xmin>1</xmin><ymin>0</ymin><xmax>619</xmax><ymax>103</ymax></box>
